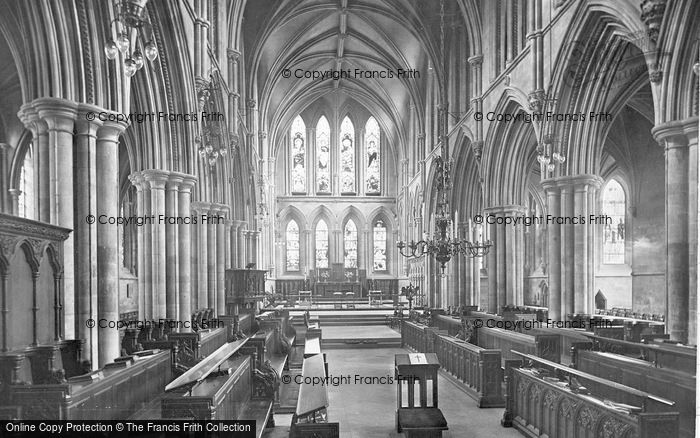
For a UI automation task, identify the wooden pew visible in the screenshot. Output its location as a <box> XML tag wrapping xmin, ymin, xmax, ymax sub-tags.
<box><xmin>502</xmin><ymin>352</ymin><xmax>679</xmax><ymax>438</ymax></box>
<box><xmin>431</xmin><ymin>333</ymin><xmax>503</xmax><ymax>407</ymax></box>
<box><xmin>574</xmin><ymin>349</ymin><xmax>695</xmax><ymax>438</ymax></box>
<box><xmin>476</xmin><ymin>326</ymin><xmax>560</xmax><ymax>364</ymax></box>
<box><xmin>162</xmin><ymin>339</ymin><xmax>276</xmax><ymax>436</ymax></box>
<box><xmin>582</xmin><ymin>334</ymin><xmax>696</xmax><ymax>374</ymax></box>
<box><xmin>432</xmin><ymin>314</ymin><xmax>463</xmax><ymax>336</ymax></box>
<box><xmin>290</xmin><ymin>354</ymin><xmax>339</xmax><ymax>438</ymax></box>
<box><xmin>9</xmin><ymin>349</ymin><xmax>171</xmax><ymax>420</ymax></box>
<box><xmin>401</xmin><ymin>320</ymin><xmax>442</xmax><ymax>353</ymax></box>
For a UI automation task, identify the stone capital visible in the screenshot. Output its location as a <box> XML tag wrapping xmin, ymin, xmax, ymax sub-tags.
<box><xmin>467</xmin><ymin>54</ymin><xmax>483</xmax><ymax>66</ymax></box>
<box><xmin>32</xmin><ymin>98</ymin><xmax>79</xmax><ymax>134</ymax></box>
<box><xmin>652</xmin><ymin>117</ymin><xmax>698</xmax><ymax>149</ymax></box>
<box><xmin>175</xmin><ymin>173</ymin><xmax>198</xmax><ymax>192</ymax></box>
<box><xmin>97</xmin><ymin>120</ymin><xmax>129</xmax><ymax>144</ymax></box>
<box><xmin>227</xmin><ymin>49</ymin><xmax>241</xmax><ymax>63</ymax></box>
<box><xmin>541</xmin><ymin>174</ymin><xmax>603</xmax><ymax>191</ymax></box>
<box><xmin>141</xmin><ymin>169</ymin><xmax>170</xmax><ymax>189</ymax></box>
<box><xmin>483</xmin><ymin>205</ymin><xmax>527</xmax><ymax>216</ymax></box>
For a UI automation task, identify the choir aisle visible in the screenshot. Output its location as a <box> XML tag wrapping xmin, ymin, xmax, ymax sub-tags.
<box><xmin>263</xmin><ymin>348</ymin><xmax>521</xmax><ymax>438</ymax></box>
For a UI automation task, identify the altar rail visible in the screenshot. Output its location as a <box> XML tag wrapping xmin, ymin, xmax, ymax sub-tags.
<box><xmin>432</xmin><ymin>334</ymin><xmax>503</xmax><ymax>407</ymax></box>
<box><xmin>10</xmin><ymin>350</ymin><xmax>171</xmax><ymax>420</ymax></box>
<box><xmin>477</xmin><ymin>326</ymin><xmax>560</xmax><ymax>364</ymax></box>
<box><xmin>401</xmin><ymin>321</ymin><xmax>503</xmax><ymax>408</ymax></box>
<box><xmin>503</xmin><ymin>353</ymin><xmax>679</xmax><ymax>438</ymax></box>
<box><xmin>575</xmin><ymin>349</ymin><xmax>695</xmax><ymax>438</ymax></box>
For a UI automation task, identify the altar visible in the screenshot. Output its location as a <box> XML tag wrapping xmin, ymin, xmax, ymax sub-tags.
<box><xmin>314</xmin><ymin>282</ymin><xmax>362</xmax><ymax>298</ymax></box>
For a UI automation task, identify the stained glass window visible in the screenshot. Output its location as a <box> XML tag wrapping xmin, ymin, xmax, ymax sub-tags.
<box><xmin>290</xmin><ymin>115</ymin><xmax>306</xmax><ymax>193</ymax></box>
<box><xmin>316</xmin><ymin>116</ymin><xmax>331</xmax><ymax>193</ymax></box>
<box><xmin>365</xmin><ymin>116</ymin><xmax>380</xmax><ymax>194</ymax></box>
<box><xmin>373</xmin><ymin>220</ymin><xmax>387</xmax><ymax>271</ymax></box>
<box><xmin>286</xmin><ymin>220</ymin><xmax>300</xmax><ymax>271</ymax></box>
<box><xmin>344</xmin><ymin>220</ymin><xmax>358</xmax><ymax>268</ymax></box>
<box><xmin>315</xmin><ymin>220</ymin><xmax>329</xmax><ymax>268</ymax></box>
<box><xmin>18</xmin><ymin>148</ymin><xmax>33</xmax><ymax>219</ymax></box>
<box><xmin>339</xmin><ymin>116</ymin><xmax>355</xmax><ymax>193</ymax></box>
<box><xmin>602</xmin><ymin>179</ymin><xmax>626</xmax><ymax>264</ymax></box>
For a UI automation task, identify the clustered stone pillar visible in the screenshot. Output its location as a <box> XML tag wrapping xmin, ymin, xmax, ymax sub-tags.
<box><xmin>541</xmin><ymin>175</ymin><xmax>602</xmax><ymax>320</ymax></box>
<box><xmin>483</xmin><ymin>206</ymin><xmax>526</xmax><ymax>314</ymax></box>
<box><xmin>130</xmin><ymin>171</ymin><xmax>199</xmax><ymax>325</ymax></box>
<box><xmin>18</xmin><ymin>99</ymin><xmax>131</xmax><ymax>367</ymax></box>
<box><xmin>652</xmin><ymin>118</ymin><xmax>698</xmax><ymax>343</ymax></box>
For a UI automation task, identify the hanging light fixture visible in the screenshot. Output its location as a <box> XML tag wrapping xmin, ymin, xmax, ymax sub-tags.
<box><xmin>104</xmin><ymin>0</ymin><xmax>158</xmax><ymax>77</ymax></box>
<box><xmin>396</xmin><ymin>0</ymin><xmax>491</xmax><ymax>276</ymax></box>
<box><xmin>195</xmin><ymin>76</ymin><xmax>228</xmax><ymax>167</ymax></box>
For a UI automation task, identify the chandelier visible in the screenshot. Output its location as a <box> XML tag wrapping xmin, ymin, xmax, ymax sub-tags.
<box><xmin>536</xmin><ymin>131</ymin><xmax>566</xmax><ymax>173</ymax></box>
<box><xmin>196</xmin><ymin>78</ymin><xmax>227</xmax><ymax>167</ymax></box>
<box><xmin>104</xmin><ymin>0</ymin><xmax>158</xmax><ymax>77</ymax></box>
<box><xmin>396</xmin><ymin>156</ymin><xmax>492</xmax><ymax>276</ymax></box>
<box><xmin>397</xmin><ymin>0</ymin><xmax>490</xmax><ymax>276</ymax></box>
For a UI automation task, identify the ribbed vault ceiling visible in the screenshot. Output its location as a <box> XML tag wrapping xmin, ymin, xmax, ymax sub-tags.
<box><xmin>243</xmin><ymin>0</ymin><xmax>446</xmax><ymax>159</ymax></box>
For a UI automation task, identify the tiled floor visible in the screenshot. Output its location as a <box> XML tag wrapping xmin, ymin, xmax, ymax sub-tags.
<box><xmin>263</xmin><ymin>348</ymin><xmax>522</xmax><ymax>438</ymax></box>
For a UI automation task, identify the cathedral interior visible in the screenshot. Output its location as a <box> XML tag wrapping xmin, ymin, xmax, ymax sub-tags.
<box><xmin>0</xmin><ymin>0</ymin><xmax>698</xmax><ymax>437</ymax></box>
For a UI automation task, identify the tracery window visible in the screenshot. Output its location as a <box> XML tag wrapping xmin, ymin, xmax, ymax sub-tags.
<box><xmin>290</xmin><ymin>115</ymin><xmax>306</xmax><ymax>193</ymax></box>
<box><xmin>365</xmin><ymin>116</ymin><xmax>380</xmax><ymax>194</ymax></box>
<box><xmin>316</xmin><ymin>116</ymin><xmax>331</xmax><ymax>193</ymax></box>
<box><xmin>315</xmin><ymin>220</ymin><xmax>329</xmax><ymax>268</ymax></box>
<box><xmin>602</xmin><ymin>179</ymin><xmax>626</xmax><ymax>264</ymax></box>
<box><xmin>339</xmin><ymin>116</ymin><xmax>355</xmax><ymax>193</ymax></box>
<box><xmin>344</xmin><ymin>220</ymin><xmax>358</xmax><ymax>268</ymax></box>
<box><xmin>286</xmin><ymin>220</ymin><xmax>300</xmax><ymax>271</ymax></box>
<box><xmin>373</xmin><ymin>220</ymin><xmax>387</xmax><ymax>271</ymax></box>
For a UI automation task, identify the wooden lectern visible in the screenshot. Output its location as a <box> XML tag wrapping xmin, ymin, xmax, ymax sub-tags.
<box><xmin>395</xmin><ymin>353</ymin><xmax>448</xmax><ymax>437</ymax></box>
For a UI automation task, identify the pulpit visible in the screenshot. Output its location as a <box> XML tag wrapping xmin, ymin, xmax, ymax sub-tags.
<box><xmin>395</xmin><ymin>353</ymin><xmax>448</xmax><ymax>437</ymax></box>
<box><xmin>225</xmin><ymin>269</ymin><xmax>267</xmax><ymax>313</ymax></box>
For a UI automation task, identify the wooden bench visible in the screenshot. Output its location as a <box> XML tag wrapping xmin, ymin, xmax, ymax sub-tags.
<box><xmin>582</xmin><ymin>333</ymin><xmax>696</xmax><ymax>374</ymax></box>
<box><xmin>9</xmin><ymin>349</ymin><xmax>171</xmax><ymax>420</ymax></box>
<box><xmin>503</xmin><ymin>352</ymin><xmax>679</xmax><ymax>438</ymax></box>
<box><xmin>290</xmin><ymin>354</ymin><xmax>339</xmax><ymax>437</ymax></box>
<box><xmin>574</xmin><ymin>348</ymin><xmax>695</xmax><ymax>438</ymax></box>
<box><xmin>476</xmin><ymin>326</ymin><xmax>560</xmax><ymax>365</ymax></box>
<box><xmin>162</xmin><ymin>339</ymin><xmax>276</xmax><ymax>437</ymax></box>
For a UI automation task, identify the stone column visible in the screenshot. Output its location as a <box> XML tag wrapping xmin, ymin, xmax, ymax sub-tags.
<box><xmin>143</xmin><ymin>170</ymin><xmax>168</xmax><ymax>319</ymax></box>
<box><xmin>95</xmin><ymin>120</ymin><xmax>127</xmax><ymax>367</ymax></box>
<box><xmin>129</xmin><ymin>173</ymin><xmax>148</xmax><ymax>319</ymax></box>
<box><xmin>572</xmin><ymin>175</ymin><xmax>602</xmax><ymax>315</ymax></box>
<box><xmin>560</xmin><ymin>184</ymin><xmax>575</xmax><ymax>318</ymax></box>
<box><xmin>74</xmin><ymin>107</ymin><xmax>101</xmax><ymax>366</ymax></box>
<box><xmin>193</xmin><ymin>202</ymin><xmax>209</xmax><ymax>309</ymax></box>
<box><xmin>237</xmin><ymin>225</ymin><xmax>247</xmax><ymax>268</ymax></box>
<box><xmin>216</xmin><ymin>207</ymin><xmax>228</xmax><ymax>316</ymax></box>
<box><xmin>224</xmin><ymin>219</ymin><xmax>233</xmax><ymax>269</ymax></box>
<box><xmin>652</xmin><ymin>119</ymin><xmax>697</xmax><ymax>342</ymax></box>
<box><xmin>35</xmin><ymin>99</ymin><xmax>78</xmax><ymax>339</ymax></box>
<box><xmin>486</xmin><ymin>216</ymin><xmax>497</xmax><ymax>313</ymax></box>
<box><xmin>178</xmin><ymin>175</ymin><xmax>197</xmax><ymax>330</ymax></box>
<box><xmin>542</xmin><ymin>181</ymin><xmax>561</xmax><ymax>320</ymax></box>
<box><xmin>207</xmin><ymin>206</ymin><xmax>218</xmax><ymax>311</ymax></box>
<box><xmin>165</xmin><ymin>175</ymin><xmax>181</xmax><ymax>320</ymax></box>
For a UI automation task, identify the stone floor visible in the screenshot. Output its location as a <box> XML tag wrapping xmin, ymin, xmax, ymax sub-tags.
<box><xmin>263</xmin><ymin>347</ymin><xmax>522</xmax><ymax>438</ymax></box>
